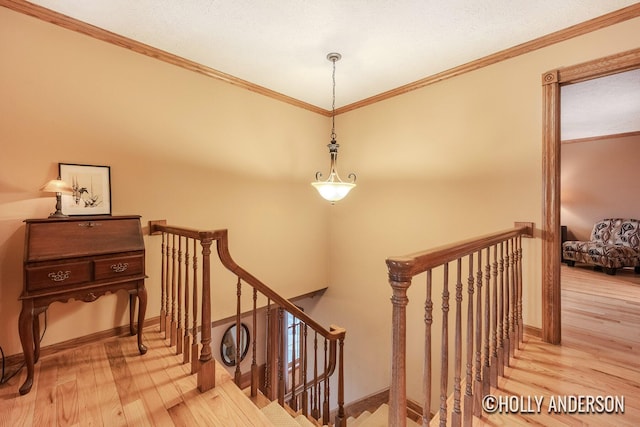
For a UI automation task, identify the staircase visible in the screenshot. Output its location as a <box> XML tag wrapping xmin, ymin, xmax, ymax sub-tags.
<box><xmin>256</xmin><ymin>397</ymin><xmax>420</xmax><ymax>427</ymax></box>
<box><xmin>346</xmin><ymin>404</ymin><xmax>420</xmax><ymax>427</ymax></box>
<box><xmin>149</xmin><ymin>223</ymin><xmax>347</xmax><ymax>426</ymax></box>
<box><xmin>248</xmin><ymin>388</ymin><xmax>323</xmax><ymax>426</ymax></box>
<box><xmin>261</xmin><ymin>401</ymin><xmax>320</xmax><ymax>426</ymax></box>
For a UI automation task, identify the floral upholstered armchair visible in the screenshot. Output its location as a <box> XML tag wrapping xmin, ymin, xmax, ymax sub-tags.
<box><xmin>562</xmin><ymin>218</ymin><xmax>640</xmax><ymax>275</ymax></box>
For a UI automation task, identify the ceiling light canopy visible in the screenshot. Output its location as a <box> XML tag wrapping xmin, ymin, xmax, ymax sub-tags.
<box><xmin>311</xmin><ymin>52</ymin><xmax>356</xmax><ymax>203</ymax></box>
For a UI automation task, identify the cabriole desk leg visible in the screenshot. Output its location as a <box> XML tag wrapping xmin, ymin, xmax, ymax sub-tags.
<box><xmin>137</xmin><ymin>284</ymin><xmax>147</xmax><ymax>354</ymax></box>
<box><xmin>18</xmin><ymin>299</ymin><xmax>35</xmax><ymax>395</ymax></box>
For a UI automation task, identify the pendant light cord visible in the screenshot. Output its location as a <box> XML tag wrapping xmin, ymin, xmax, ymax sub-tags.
<box><xmin>331</xmin><ymin>56</ymin><xmax>337</xmax><ymax>141</ymax></box>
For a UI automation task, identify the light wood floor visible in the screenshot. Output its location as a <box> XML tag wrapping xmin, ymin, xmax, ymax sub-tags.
<box><xmin>0</xmin><ymin>329</ymin><xmax>275</xmax><ymax>427</ymax></box>
<box><xmin>474</xmin><ymin>264</ymin><xmax>640</xmax><ymax>426</ymax></box>
<box><xmin>2</xmin><ymin>264</ymin><xmax>639</xmax><ymax>426</ymax></box>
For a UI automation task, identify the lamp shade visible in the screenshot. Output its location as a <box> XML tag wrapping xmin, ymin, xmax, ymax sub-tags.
<box><xmin>40</xmin><ymin>178</ymin><xmax>73</xmax><ymax>194</ymax></box>
<box><xmin>311</xmin><ymin>180</ymin><xmax>356</xmax><ymax>202</ymax></box>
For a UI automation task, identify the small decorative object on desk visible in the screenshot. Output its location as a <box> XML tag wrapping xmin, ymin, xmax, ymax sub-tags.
<box><xmin>59</xmin><ymin>163</ymin><xmax>111</xmax><ymax>215</ymax></box>
<box><xmin>39</xmin><ymin>177</ymin><xmax>73</xmax><ymax>218</ymax></box>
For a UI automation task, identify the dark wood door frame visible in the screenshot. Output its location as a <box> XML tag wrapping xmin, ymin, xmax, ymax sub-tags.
<box><xmin>541</xmin><ymin>47</ymin><xmax>640</xmax><ymax>344</ymax></box>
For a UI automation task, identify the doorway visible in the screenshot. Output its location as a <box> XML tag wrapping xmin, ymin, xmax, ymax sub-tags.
<box><xmin>541</xmin><ymin>47</ymin><xmax>640</xmax><ymax>344</ymax></box>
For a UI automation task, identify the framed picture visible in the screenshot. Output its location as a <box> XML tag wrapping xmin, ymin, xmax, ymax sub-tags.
<box><xmin>59</xmin><ymin>163</ymin><xmax>112</xmax><ymax>215</ymax></box>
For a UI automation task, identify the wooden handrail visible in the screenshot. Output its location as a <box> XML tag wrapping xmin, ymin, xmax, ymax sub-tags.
<box><xmin>216</xmin><ymin>229</ymin><xmax>346</xmax><ymax>342</ymax></box>
<box><xmin>387</xmin><ymin>224</ymin><xmax>533</xmax><ymax>278</ymax></box>
<box><xmin>149</xmin><ymin>221</ymin><xmax>346</xmax><ymax>426</ymax></box>
<box><xmin>150</xmin><ymin>222</ymin><xmax>344</xmax><ymax>342</ymax></box>
<box><xmin>387</xmin><ymin>222</ymin><xmax>532</xmax><ymax>427</ymax></box>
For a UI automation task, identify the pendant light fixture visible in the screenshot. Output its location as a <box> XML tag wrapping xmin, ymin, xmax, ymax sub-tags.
<box><xmin>311</xmin><ymin>52</ymin><xmax>356</xmax><ymax>203</ymax></box>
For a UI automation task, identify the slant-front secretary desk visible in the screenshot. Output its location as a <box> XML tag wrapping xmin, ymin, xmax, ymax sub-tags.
<box><xmin>19</xmin><ymin>215</ymin><xmax>147</xmax><ymax>395</ymax></box>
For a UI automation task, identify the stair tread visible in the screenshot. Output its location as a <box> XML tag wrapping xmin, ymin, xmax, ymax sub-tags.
<box><xmin>294</xmin><ymin>414</ymin><xmax>317</xmax><ymax>427</ymax></box>
<box><xmin>349</xmin><ymin>410</ymin><xmax>372</xmax><ymax>427</ymax></box>
<box><xmin>261</xmin><ymin>401</ymin><xmax>302</xmax><ymax>427</ymax></box>
<box><xmin>354</xmin><ymin>404</ymin><xmax>420</xmax><ymax>427</ymax></box>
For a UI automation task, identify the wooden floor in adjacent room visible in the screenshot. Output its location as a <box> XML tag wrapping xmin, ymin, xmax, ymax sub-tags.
<box><xmin>1</xmin><ymin>263</ymin><xmax>639</xmax><ymax>426</ymax></box>
<box><xmin>475</xmin><ymin>264</ymin><xmax>640</xmax><ymax>426</ymax></box>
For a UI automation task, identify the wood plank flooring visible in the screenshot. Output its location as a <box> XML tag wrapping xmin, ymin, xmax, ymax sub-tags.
<box><xmin>2</xmin><ymin>264</ymin><xmax>639</xmax><ymax>426</ymax></box>
<box><xmin>474</xmin><ymin>264</ymin><xmax>640</xmax><ymax>426</ymax></box>
<box><xmin>0</xmin><ymin>329</ymin><xmax>275</xmax><ymax>427</ymax></box>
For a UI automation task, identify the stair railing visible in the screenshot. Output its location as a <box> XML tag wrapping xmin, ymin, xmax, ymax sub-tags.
<box><xmin>149</xmin><ymin>222</ymin><xmax>346</xmax><ymax>427</ymax></box>
<box><xmin>387</xmin><ymin>222</ymin><xmax>533</xmax><ymax>427</ymax></box>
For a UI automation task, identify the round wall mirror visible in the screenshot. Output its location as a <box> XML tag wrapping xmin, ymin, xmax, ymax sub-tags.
<box><xmin>220</xmin><ymin>323</ymin><xmax>250</xmax><ymax>366</ymax></box>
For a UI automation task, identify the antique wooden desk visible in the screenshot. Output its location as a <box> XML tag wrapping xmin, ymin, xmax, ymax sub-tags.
<box><xmin>19</xmin><ymin>215</ymin><xmax>147</xmax><ymax>395</ymax></box>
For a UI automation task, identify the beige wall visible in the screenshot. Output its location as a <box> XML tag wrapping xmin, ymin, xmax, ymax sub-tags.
<box><xmin>562</xmin><ymin>134</ymin><xmax>640</xmax><ymax>241</ymax></box>
<box><xmin>0</xmin><ymin>7</ymin><xmax>330</xmax><ymax>358</ymax></box>
<box><xmin>2</xmin><ymin>4</ymin><xmax>640</xmax><ymax>410</ymax></box>
<box><xmin>303</xmin><ymin>18</ymin><xmax>640</xmax><ymax>404</ymax></box>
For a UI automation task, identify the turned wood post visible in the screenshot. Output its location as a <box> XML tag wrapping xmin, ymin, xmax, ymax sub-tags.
<box><xmin>336</xmin><ymin>335</ymin><xmax>346</xmax><ymax>427</ymax></box>
<box><xmin>387</xmin><ymin>261</ymin><xmax>413</xmax><ymax>427</ymax></box>
<box><xmin>197</xmin><ymin>235</ymin><xmax>215</xmax><ymax>392</ymax></box>
<box><xmin>160</xmin><ymin>232</ymin><xmax>166</xmax><ymax>333</ymax></box>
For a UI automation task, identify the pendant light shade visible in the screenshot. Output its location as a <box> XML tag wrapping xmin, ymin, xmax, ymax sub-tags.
<box><xmin>312</xmin><ymin>52</ymin><xmax>356</xmax><ymax>203</ymax></box>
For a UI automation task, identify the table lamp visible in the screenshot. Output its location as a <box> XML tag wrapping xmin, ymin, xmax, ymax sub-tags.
<box><xmin>40</xmin><ymin>177</ymin><xmax>73</xmax><ymax>218</ymax></box>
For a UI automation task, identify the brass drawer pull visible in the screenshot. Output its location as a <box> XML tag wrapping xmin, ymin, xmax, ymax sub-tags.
<box><xmin>48</xmin><ymin>271</ymin><xmax>71</xmax><ymax>282</ymax></box>
<box><xmin>78</xmin><ymin>221</ymin><xmax>102</xmax><ymax>228</ymax></box>
<box><xmin>110</xmin><ymin>262</ymin><xmax>129</xmax><ymax>273</ymax></box>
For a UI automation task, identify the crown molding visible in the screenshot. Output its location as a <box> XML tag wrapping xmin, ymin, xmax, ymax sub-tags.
<box><xmin>336</xmin><ymin>3</ymin><xmax>640</xmax><ymax>114</ymax></box>
<box><xmin>3</xmin><ymin>0</ymin><xmax>639</xmax><ymax>116</ymax></box>
<box><xmin>0</xmin><ymin>0</ymin><xmax>330</xmax><ymax>116</ymax></box>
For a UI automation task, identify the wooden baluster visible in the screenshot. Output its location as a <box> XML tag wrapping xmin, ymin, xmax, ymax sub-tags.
<box><xmin>312</xmin><ymin>331</ymin><xmax>319</xmax><ymax>420</ymax></box>
<box><xmin>176</xmin><ymin>236</ymin><xmax>183</xmax><ymax>354</ymax></box>
<box><xmin>464</xmin><ymin>254</ymin><xmax>475</xmax><ymax>425</ymax></box>
<box><xmin>235</xmin><ymin>277</ymin><xmax>242</xmax><ymax>385</ymax></box>
<box><xmin>290</xmin><ymin>313</ymin><xmax>298</xmax><ymax>410</ymax></box>
<box><xmin>323</xmin><ymin>337</ymin><xmax>330</xmax><ymax>425</ymax></box>
<box><xmin>503</xmin><ymin>239</ymin><xmax>511</xmax><ymax>365</ymax></box>
<box><xmin>278</xmin><ymin>307</ymin><xmax>285</xmax><ymax>406</ymax></box>
<box><xmin>164</xmin><ymin>234</ymin><xmax>172</xmax><ymax>339</ymax></box>
<box><xmin>517</xmin><ymin>236</ymin><xmax>524</xmax><ymax>345</ymax></box>
<box><xmin>439</xmin><ymin>263</ymin><xmax>450</xmax><ymax>427</ymax></box>
<box><xmin>453</xmin><ymin>260</ymin><xmax>462</xmax><ymax>427</ymax></box>
<box><xmin>160</xmin><ymin>232</ymin><xmax>166</xmax><ymax>333</ymax></box>
<box><xmin>197</xmin><ymin>236</ymin><xmax>215</xmax><ymax>392</ymax></box>
<box><xmin>191</xmin><ymin>239</ymin><xmax>199</xmax><ymax>374</ymax></box>
<box><xmin>170</xmin><ymin>234</ymin><xmax>178</xmax><ymax>347</ymax></box>
<box><xmin>511</xmin><ymin>237</ymin><xmax>518</xmax><ymax>350</ymax></box>
<box><xmin>474</xmin><ymin>250</ymin><xmax>483</xmax><ymax>416</ymax></box>
<box><xmin>497</xmin><ymin>242</ymin><xmax>505</xmax><ymax>375</ymax></box>
<box><xmin>424</xmin><ymin>269</ymin><xmax>433</xmax><ymax>427</ymax></box>
<box><xmin>251</xmin><ymin>288</ymin><xmax>258</xmax><ymax>397</ymax></box>
<box><xmin>509</xmin><ymin>238</ymin><xmax>517</xmax><ymax>355</ymax></box>
<box><xmin>301</xmin><ymin>323</ymin><xmax>308</xmax><ymax>416</ymax></box>
<box><xmin>265</xmin><ymin>299</ymin><xmax>274</xmax><ymax>399</ymax></box>
<box><xmin>482</xmin><ymin>248</ymin><xmax>491</xmax><ymax>396</ymax></box>
<box><xmin>183</xmin><ymin>238</ymin><xmax>191</xmax><ymax>364</ymax></box>
<box><xmin>490</xmin><ymin>245</ymin><xmax>499</xmax><ymax>387</ymax></box>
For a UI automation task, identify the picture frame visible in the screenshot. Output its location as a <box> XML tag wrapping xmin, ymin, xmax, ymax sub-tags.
<box><xmin>59</xmin><ymin>163</ymin><xmax>112</xmax><ymax>215</ymax></box>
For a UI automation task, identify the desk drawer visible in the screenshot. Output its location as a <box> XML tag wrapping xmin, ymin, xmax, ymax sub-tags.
<box><xmin>94</xmin><ymin>254</ymin><xmax>144</xmax><ymax>280</ymax></box>
<box><xmin>26</xmin><ymin>261</ymin><xmax>92</xmax><ymax>291</ymax></box>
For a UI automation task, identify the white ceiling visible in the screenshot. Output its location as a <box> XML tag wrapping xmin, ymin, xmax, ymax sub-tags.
<box><xmin>561</xmin><ymin>69</ymin><xmax>640</xmax><ymax>140</ymax></box>
<box><xmin>21</xmin><ymin>1</ymin><xmax>640</xmax><ymax>138</ymax></box>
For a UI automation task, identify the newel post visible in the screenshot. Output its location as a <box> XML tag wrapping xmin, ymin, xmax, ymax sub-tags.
<box><xmin>387</xmin><ymin>259</ymin><xmax>413</xmax><ymax>427</ymax></box>
<box><xmin>197</xmin><ymin>234</ymin><xmax>215</xmax><ymax>392</ymax></box>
